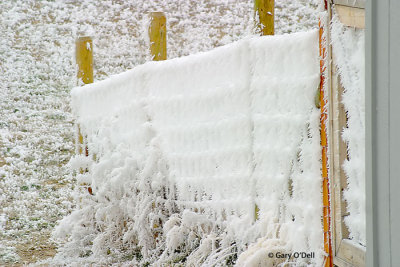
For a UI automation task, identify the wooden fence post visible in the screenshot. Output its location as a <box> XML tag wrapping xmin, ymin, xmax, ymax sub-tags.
<box><xmin>75</xmin><ymin>36</ymin><xmax>93</xmax><ymax>194</ymax></box>
<box><xmin>149</xmin><ymin>12</ymin><xmax>167</xmax><ymax>61</ymax></box>
<box><xmin>254</xmin><ymin>0</ymin><xmax>274</xmax><ymax>36</ymax></box>
<box><xmin>75</xmin><ymin>36</ymin><xmax>93</xmax><ymax>158</ymax></box>
<box><xmin>76</xmin><ymin>36</ymin><xmax>94</xmax><ymax>85</ymax></box>
<box><xmin>75</xmin><ymin>36</ymin><xmax>93</xmax><ymax>181</ymax></box>
<box><xmin>253</xmin><ymin>0</ymin><xmax>274</xmax><ymax>221</ymax></box>
<box><xmin>148</xmin><ymin>13</ymin><xmax>167</xmax><ymax>235</ymax></box>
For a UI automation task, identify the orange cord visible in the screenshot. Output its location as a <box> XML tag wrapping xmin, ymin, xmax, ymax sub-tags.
<box><xmin>319</xmin><ymin>19</ymin><xmax>333</xmax><ymax>267</ymax></box>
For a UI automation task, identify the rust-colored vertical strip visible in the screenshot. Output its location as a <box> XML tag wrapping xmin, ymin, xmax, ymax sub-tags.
<box><xmin>319</xmin><ymin>19</ymin><xmax>333</xmax><ymax>267</ymax></box>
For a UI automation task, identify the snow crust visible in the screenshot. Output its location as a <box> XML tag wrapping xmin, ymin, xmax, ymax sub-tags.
<box><xmin>331</xmin><ymin>15</ymin><xmax>366</xmax><ymax>246</ymax></box>
<box><xmin>56</xmin><ymin>30</ymin><xmax>324</xmax><ymax>266</ymax></box>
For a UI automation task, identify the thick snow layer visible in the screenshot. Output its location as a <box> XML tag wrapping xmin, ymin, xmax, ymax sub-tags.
<box><xmin>331</xmin><ymin>16</ymin><xmax>366</xmax><ymax>246</ymax></box>
<box><xmin>59</xmin><ymin>30</ymin><xmax>323</xmax><ymax>266</ymax></box>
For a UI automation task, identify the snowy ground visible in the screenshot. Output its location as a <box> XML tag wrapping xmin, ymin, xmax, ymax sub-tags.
<box><xmin>0</xmin><ymin>0</ymin><xmax>318</xmax><ymax>265</ymax></box>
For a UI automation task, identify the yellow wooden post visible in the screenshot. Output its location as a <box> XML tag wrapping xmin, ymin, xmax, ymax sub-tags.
<box><xmin>76</xmin><ymin>36</ymin><xmax>94</xmax><ymax>84</ymax></box>
<box><xmin>149</xmin><ymin>12</ymin><xmax>167</xmax><ymax>61</ymax></box>
<box><xmin>254</xmin><ymin>204</ymin><xmax>260</xmax><ymax>221</ymax></box>
<box><xmin>148</xmin><ymin>14</ymin><xmax>166</xmax><ymax>234</ymax></box>
<box><xmin>253</xmin><ymin>0</ymin><xmax>274</xmax><ymax>221</ymax></box>
<box><xmin>75</xmin><ymin>37</ymin><xmax>93</xmax><ymax>180</ymax></box>
<box><xmin>254</xmin><ymin>0</ymin><xmax>274</xmax><ymax>36</ymax></box>
<box><xmin>75</xmin><ymin>36</ymin><xmax>93</xmax><ymax>157</ymax></box>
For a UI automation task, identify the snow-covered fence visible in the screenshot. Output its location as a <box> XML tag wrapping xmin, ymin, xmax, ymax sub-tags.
<box><xmin>329</xmin><ymin>11</ymin><xmax>366</xmax><ymax>266</ymax></box>
<box><xmin>75</xmin><ymin>12</ymin><xmax>167</xmax><ymax>165</ymax></box>
<box><xmin>59</xmin><ymin>30</ymin><xmax>324</xmax><ymax>266</ymax></box>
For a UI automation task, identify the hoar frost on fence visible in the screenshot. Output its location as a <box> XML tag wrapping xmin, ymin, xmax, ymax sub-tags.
<box><xmin>331</xmin><ymin>16</ymin><xmax>366</xmax><ymax>246</ymax></box>
<box><xmin>54</xmin><ymin>30</ymin><xmax>323</xmax><ymax>266</ymax></box>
